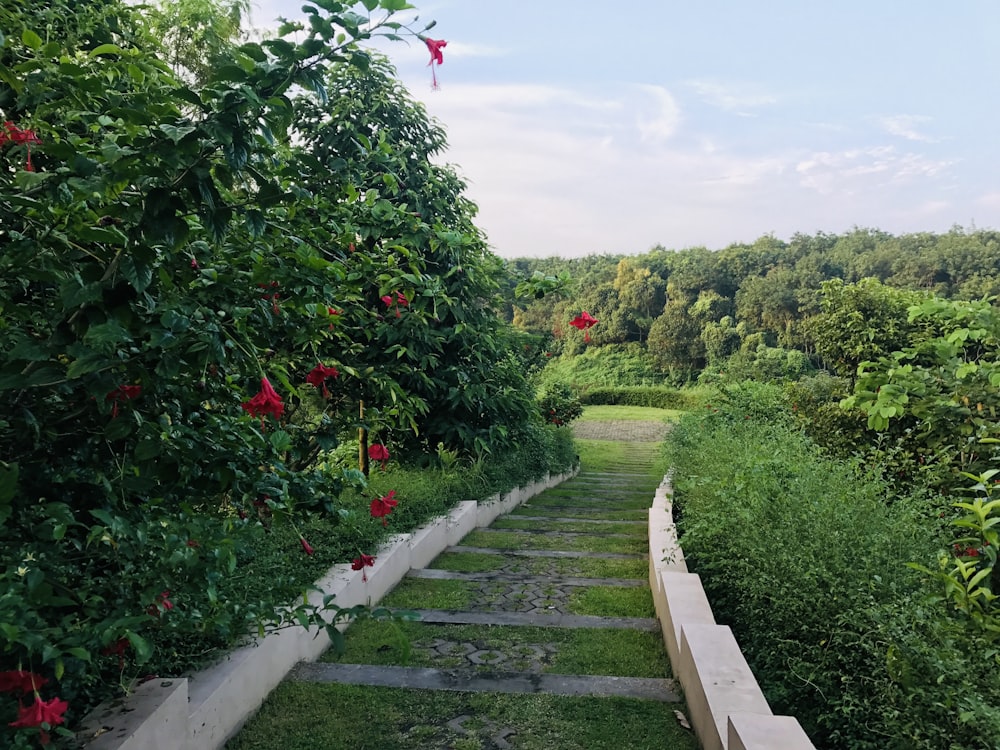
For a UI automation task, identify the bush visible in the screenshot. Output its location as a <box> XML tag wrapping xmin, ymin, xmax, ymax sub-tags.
<box><xmin>538</xmin><ymin>343</ymin><xmax>663</xmax><ymax>388</ymax></box>
<box><xmin>664</xmin><ymin>405</ymin><xmax>1000</xmax><ymax>749</ymax></box>
<box><xmin>579</xmin><ymin>386</ymin><xmax>703</xmax><ymax>410</ymax></box>
<box><xmin>537</xmin><ymin>383</ymin><xmax>584</xmax><ymax>426</ymax></box>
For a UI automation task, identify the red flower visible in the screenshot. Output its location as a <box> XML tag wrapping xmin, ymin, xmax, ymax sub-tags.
<box><xmin>351</xmin><ymin>552</ymin><xmax>376</xmax><ymax>581</ymax></box>
<box><xmin>370</xmin><ymin>490</ymin><xmax>398</xmax><ymax>527</ymax></box>
<box><xmin>305</xmin><ymin>363</ymin><xmax>339</xmax><ymax>398</ymax></box>
<box><xmin>101</xmin><ymin>638</ymin><xmax>130</xmax><ymax>670</ymax></box>
<box><xmin>186</xmin><ymin>540</ymin><xmax>200</xmax><ymax>548</ymax></box>
<box><xmin>326</xmin><ymin>307</ymin><xmax>342</xmax><ymax>330</ymax></box>
<box><xmin>9</xmin><ymin>695</ymin><xmax>68</xmax><ymax>733</ymax></box>
<box><xmin>424</xmin><ymin>38</ymin><xmax>447</xmax><ymax>89</ymax></box>
<box><xmin>257</xmin><ymin>281</ymin><xmax>281</xmax><ymax>314</ymax></box>
<box><xmin>105</xmin><ymin>384</ymin><xmax>141</xmax><ymax>418</ymax></box>
<box><xmin>241</xmin><ymin>377</ymin><xmax>285</xmax><ymax>425</ymax></box>
<box><xmin>300</xmin><ymin>537</ymin><xmax>314</xmax><ymax>556</ymax></box>
<box><xmin>569</xmin><ymin>310</ymin><xmax>598</xmax><ymax>342</ymax></box>
<box><xmin>368</xmin><ymin>443</ymin><xmax>390</xmax><ymax>470</ymax></box>
<box><xmin>147</xmin><ymin>590</ymin><xmax>173</xmax><ymax>617</ymax></box>
<box><xmin>351</xmin><ymin>553</ymin><xmax>376</xmax><ymax>570</ymax></box>
<box><xmin>1</xmin><ymin>122</ymin><xmax>42</xmax><ymax>171</ymax></box>
<box><xmin>190</xmin><ymin>257</ymin><xmax>200</xmax><ymax>269</ymax></box>
<box><xmin>0</xmin><ymin>671</ymin><xmax>47</xmax><ymax>694</ymax></box>
<box><xmin>381</xmin><ymin>291</ymin><xmax>407</xmax><ymax>318</ymax></box>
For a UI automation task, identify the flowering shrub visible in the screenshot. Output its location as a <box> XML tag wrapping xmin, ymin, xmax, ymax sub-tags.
<box><xmin>0</xmin><ymin>1</ymin><xmax>550</xmax><ymax>745</ymax></box>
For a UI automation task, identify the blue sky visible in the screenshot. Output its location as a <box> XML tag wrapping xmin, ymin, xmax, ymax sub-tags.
<box><xmin>250</xmin><ymin>0</ymin><xmax>1000</xmax><ymax>258</ymax></box>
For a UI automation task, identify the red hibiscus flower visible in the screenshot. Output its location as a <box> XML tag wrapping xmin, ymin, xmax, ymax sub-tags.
<box><xmin>351</xmin><ymin>553</ymin><xmax>376</xmax><ymax>570</ymax></box>
<box><xmin>241</xmin><ymin>377</ymin><xmax>284</xmax><ymax>426</ymax></box>
<box><xmin>9</xmin><ymin>695</ymin><xmax>68</xmax><ymax>739</ymax></box>
<box><xmin>569</xmin><ymin>310</ymin><xmax>598</xmax><ymax>342</ymax></box>
<box><xmin>101</xmin><ymin>638</ymin><xmax>131</xmax><ymax>669</ymax></box>
<box><xmin>381</xmin><ymin>291</ymin><xmax>408</xmax><ymax>318</ymax></box>
<box><xmin>423</xmin><ymin>38</ymin><xmax>447</xmax><ymax>89</ymax></box>
<box><xmin>0</xmin><ymin>671</ymin><xmax>47</xmax><ymax>694</ymax></box>
<box><xmin>351</xmin><ymin>552</ymin><xmax>376</xmax><ymax>581</ymax></box>
<box><xmin>368</xmin><ymin>443</ymin><xmax>390</xmax><ymax>470</ymax></box>
<box><xmin>305</xmin><ymin>363</ymin><xmax>339</xmax><ymax>398</ymax></box>
<box><xmin>300</xmin><ymin>537</ymin><xmax>314</xmax><ymax>556</ymax></box>
<box><xmin>370</xmin><ymin>490</ymin><xmax>398</xmax><ymax>527</ymax></box>
<box><xmin>257</xmin><ymin>281</ymin><xmax>281</xmax><ymax>314</ymax></box>
<box><xmin>1</xmin><ymin>122</ymin><xmax>42</xmax><ymax>171</ymax></box>
<box><xmin>105</xmin><ymin>384</ymin><xmax>141</xmax><ymax>418</ymax></box>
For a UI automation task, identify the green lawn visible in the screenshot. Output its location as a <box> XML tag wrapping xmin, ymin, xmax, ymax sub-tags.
<box><xmin>580</xmin><ymin>405</ymin><xmax>682</xmax><ymax>422</ymax></box>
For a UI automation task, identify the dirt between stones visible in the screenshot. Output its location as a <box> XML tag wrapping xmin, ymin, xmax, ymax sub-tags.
<box><xmin>572</xmin><ymin>420</ymin><xmax>672</xmax><ymax>442</ymax></box>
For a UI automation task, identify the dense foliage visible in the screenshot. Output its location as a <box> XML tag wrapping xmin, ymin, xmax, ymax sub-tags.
<box><xmin>0</xmin><ymin>1</ymin><xmax>569</xmax><ymax>745</ymax></box>
<box><xmin>508</xmin><ymin>228</ymin><xmax>1000</xmax><ymax>385</ymax></box>
<box><xmin>665</xmin><ymin>384</ymin><xmax>1000</xmax><ymax>749</ymax></box>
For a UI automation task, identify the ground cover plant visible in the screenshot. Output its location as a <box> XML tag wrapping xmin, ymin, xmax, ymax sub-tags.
<box><xmin>665</xmin><ymin>382</ymin><xmax>1000</xmax><ymax>749</ymax></box>
<box><xmin>322</xmin><ymin>621</ymin><xmax>669</xmax><ymax>678</ymax></box>
<box><xmin>428</xmin><ymin>551</ymin><xmax>648</xmax><ymax>579</ymax></box>
<box><xmin>225</xmin><ymin>682</ymin><xmax>697</xmax><ymax>750</ymax></box>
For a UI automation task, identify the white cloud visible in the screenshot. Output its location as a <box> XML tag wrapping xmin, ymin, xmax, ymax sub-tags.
<box><xmin>685</xmin><ymin>79</ymin><xmax>778</xmax><ymax>115</ymax></box>
<box><xmin>795</xmin><ymin>146</ymin><xmax>954</xmax><ymax>195</ymax></box>
<box><xmin>634</xmin><ymin>84</ymin><xmax>682</xmax><ymax>144</ymax></box>
<box><xmin>878</xmin><ymin>114</ymin><xmax>937</xmax><ymax>142</ymax></box>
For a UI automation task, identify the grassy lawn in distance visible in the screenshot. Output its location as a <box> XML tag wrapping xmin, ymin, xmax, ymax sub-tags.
<box><xmin>579</xmin><ymin>405</ymin><xmax>682</xmax><ymax>422</ymax></box>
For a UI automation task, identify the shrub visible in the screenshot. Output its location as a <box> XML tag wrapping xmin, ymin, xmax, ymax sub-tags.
<box><xmin>579</xmin><ymin>386</ymin><xmax>702</xmax><ymax>410</ymax></box>
<box><xmin>664</xmin><ymin>406</ymin><xmax>1000</xmax><ymax>749</ymax></box>
<box><xmin>537</xmin><ymin>383</ymin><xmax>584</xmax><ymax>426</ymax></box>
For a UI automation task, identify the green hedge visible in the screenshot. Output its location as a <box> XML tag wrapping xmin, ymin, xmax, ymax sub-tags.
<box><xmin>578</xmin><ymin>386</ymin><xmax>703</xmax><ymax>410</ymax></box>
<box><xmin>664</xmin><ymin>383</ymin><xmax>1000</xmax><ymax>749</ymax></box>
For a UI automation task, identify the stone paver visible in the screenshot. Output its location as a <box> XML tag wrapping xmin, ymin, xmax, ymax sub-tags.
<box><xmin>293</xmin><ymin>662</ymin><xmax>679</xmax><ymax>701</ymax></box>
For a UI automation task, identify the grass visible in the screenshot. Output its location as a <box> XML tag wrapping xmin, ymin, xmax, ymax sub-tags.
<box><xmin>381</xmin><ymin>578</ymin><xmax>653</xmax><ymax>618</ymax></box>
<box><xmin>459</xmin><ymin>529</ymin><xmax>647</xmax><ymax>555</ymax></box>
<box><xmin>580</xmin><ymin>405</ymin><xmax>682</xmax><ymax>422</ymax></box>
<box><xmin>490</xmin><ymin>518</ymin><xmax>645</xmax><ymax>535</ymax></box>
<box><xmin>510</xmin><ymin>505</ymin><xmax>647</xmax><ymax>522</ymax></box>
<box><xmin>573</xmin><ymin>439</ymin><xmax>666</xmax><ymax>478</ymax></box>
<box><xmin>226</xmin><ymin>682</ymin><xmax>698</xmax><ymax>750</ymax></box>
<box><xmin>321</xmin><ymin>621</ymin><xmax>672</xmax><ymax>678</ymax></box>
<box><xmin>524</xmin><ymin>493</ymin><xmax>652</xmax><ymax>510</ymax></box>
<box><xmin>568</xmin><ymin>586</ymin><xmax>655</xmax><ymax>618</ymax></box>
<box><xmin>428</xmin><ymin>551</ymin><xmax>648</xmax><ymax>579</ymax></box>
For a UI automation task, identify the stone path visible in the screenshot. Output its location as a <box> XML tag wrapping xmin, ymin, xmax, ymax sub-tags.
<box><xmin>230</xmin><ymin>437</ymin><xmax>695</xmax><ymax>749</ymax></box>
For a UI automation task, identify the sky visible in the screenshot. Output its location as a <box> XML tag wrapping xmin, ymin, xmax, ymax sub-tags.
<box><xmin>247</xmin><ymin>0</ymin><xmax>1000</xmax><ymax>258</ymax></box>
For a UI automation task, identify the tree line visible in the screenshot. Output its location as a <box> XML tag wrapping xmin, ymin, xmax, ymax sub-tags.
<box><xmin>506</xmin><ymin>227</ymin><xmax>1000</xmax><ymax>382</ymax></box>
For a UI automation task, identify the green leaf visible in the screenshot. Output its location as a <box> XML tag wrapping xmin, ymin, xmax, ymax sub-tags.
<box><xmin>125</xmin><ymin>630</ymin><xmax>153</xmax><ymax>664</ymax></box>
<box><xmin>89</xmin><ymin>43</ymin><xmax>124</xmax><ymax>57</ymax></box>
<box><xmin>0</xmin><ymin>462</ymin><xmax>17</xmax><ymax>524</ymax></box>
<box><xmin>158</xmin><ymin>123</ymin><xmax>197</xmax><ymax>144</ymax></box>
<box><xmin>21</xmin><ymin>29</ymin><xmax>42</xmax><ymax>50</ymax></box>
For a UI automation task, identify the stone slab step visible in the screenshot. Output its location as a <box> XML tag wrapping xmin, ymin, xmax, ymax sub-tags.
<box><xmin>411</xmin><ymin>609</ymin><xmax>660</xmax><ymax>631</ymax></box>
<box><xmin>446</xmin><ymin>545</ymin><xmax>645</xmax><ymax>560</ymax></box>
<box><xmin>500</xmin><ymin>515</ymin><xmax>646</xmax><ymax>526</ymax></box>
<box><xmin>472</xmin><ymin>527</ymin><xmax>638</xmax><ymax>538</ymax></box>
<box><xmin>407</xmin><ymin>568</ymin><xmax>646</xmax><ymax>588</ymax></box>
<box><xmin>291</xmin><ymin>663</ymin><xmax>679</xmax><ymax>702</ymax></box>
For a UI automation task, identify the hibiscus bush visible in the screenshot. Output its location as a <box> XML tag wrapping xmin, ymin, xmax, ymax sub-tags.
<box><xmin>0</xmin><ymin>1</ymin><xmax>560</xmax><ymax>745</ymax></box>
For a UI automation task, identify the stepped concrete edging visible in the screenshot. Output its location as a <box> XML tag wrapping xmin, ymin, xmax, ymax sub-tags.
<box><xmin>77</xmin><ymin>468</ymin><xmax>578</xmax><ymax>750</ymax></box>
<box><xmin>649</xmin><ymin>475</ymin><xmax>816</xmax><ymax>750</ymax></box>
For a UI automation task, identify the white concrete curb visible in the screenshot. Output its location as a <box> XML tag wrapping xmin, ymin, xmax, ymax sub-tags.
<box><xmin>649</xmin><ymin>475</ymin><xmax>817</xmax><ymax>750</ymax></box>
<box><xmin>78</xmin><ymin>468</ymin><xmax>579</xmax><ymax>750</ymax></box>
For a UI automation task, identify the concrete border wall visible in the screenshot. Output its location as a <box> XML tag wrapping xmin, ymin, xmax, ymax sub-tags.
<box><xmin>649</xmin><ymin>475</ymin><xmax>817</xmax><ymax>750</ymax></box>
<box><xmin>77</xmin><ymin>469</ymin><xmax>577</xmax><ymax>750</ymax></box>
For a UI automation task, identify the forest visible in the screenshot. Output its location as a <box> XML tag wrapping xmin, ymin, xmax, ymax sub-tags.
<box><xmin>507</xmin><ymin>227</ymin><xmax>1000</xmax><ymax>384</ymax></box>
